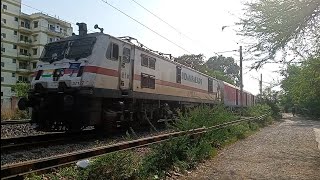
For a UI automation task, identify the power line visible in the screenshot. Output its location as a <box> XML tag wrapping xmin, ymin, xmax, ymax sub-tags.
<box><xmin>100</xmin><ymin>0</ymin><xmax>192</xmax><ymax>54</ymax></box>
<box><xmin>129</xmin><ymin>0</ymin><xmax>194</xmax><ymax>42</ymax></box>
<box><xmin>129</xmin><ymin>0</ymin><xmax>239</xmax><ymax>57</ymax></box>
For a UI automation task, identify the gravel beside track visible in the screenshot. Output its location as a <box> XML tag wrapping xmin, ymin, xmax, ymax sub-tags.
<box><xmin>1</xmin><ymin>124</ymin><xmax>46</xmax><ymax>138</ymax></box>
<box><xmin>1</xmin><ymin>128</ymin><xmax>172</xmax><ymax>166</ymax></box>
<box><xmin>178</xmin><ymin>114</ymin><xmax>320</xmax><ymax>180</ymax></box>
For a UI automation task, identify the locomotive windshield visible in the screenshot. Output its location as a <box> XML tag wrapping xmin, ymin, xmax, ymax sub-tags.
<box><xmin>40</xmin><ymin>37</ymin><xmax>96</xmax><ymax>62</ymax></box>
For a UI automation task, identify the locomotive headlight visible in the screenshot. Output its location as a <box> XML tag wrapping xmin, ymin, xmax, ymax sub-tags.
<box><xmin>63</xmin><ymin>95</ymin><xmax>74</xmax><ymax>106</ymax></box>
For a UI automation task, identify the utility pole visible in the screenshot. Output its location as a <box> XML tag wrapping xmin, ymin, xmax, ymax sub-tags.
<box><xmin>239</xmin><ymin>46</ymin><xmax>243</xmax><ymax>115</ymax></box>
<box><xmin>259</xmin><ymin>74</ymin><xmax>263</xmax><ymax>96</ymax></box>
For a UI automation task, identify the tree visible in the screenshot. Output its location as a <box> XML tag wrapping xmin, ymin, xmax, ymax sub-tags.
<box><xmin>238</xmin><ymin>0</ymin><xmax>320</xmax><ymax>68</ymax></box>
<box><xmin>13</xmin><ymin>82</ymin><xmax>30</xmax><ymax>98</ymax></box>
<box><xmin>174</xmin><ymin>54</ymin><xmax>205</xmax><ymax>71</ymax></box>
<box><xmin>280</xmin><ymin>56</ymin><xmax>320</xmax><ymax>117</ymax></box>
<box><xmin>205</xmin><ymin>55</ymin><xmax>240</xmax><ymax>85</ymax></box>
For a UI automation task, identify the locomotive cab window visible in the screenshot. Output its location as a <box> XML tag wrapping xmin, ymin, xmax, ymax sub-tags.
<box><xmin>176</xmin><ymin>66</ymin><xmax>181</xmax><ymax>83</ymax></box>
<box><xmin>149</xmin><ymin>57</ymin><xmax>156</xmax><ymax>70</ymax></box>
<box><xmin>123</xmin><ymin>47</ymin><xmax>130</xmax><ymax>63</ymax></box>
<box><xmin>141</xmin><ymin>54</ymin><xmax>156</xmax><ymax>69</ymax></box>
<box><xmin>208</xmin><ymin>78</ymin><xmax>213</xmax><ymax>93</ymax></box>
<box><xmin>141</xmin><ymin>73</ymin><xmax>155</xmax><ymax>89</ymax></box>
<box><xmin>141</xmin><ymin>54</ymin><xmax>148</xmax><ymax>67</ymax></box>
<box><xmin>106</xmin><ymin>42</ymin><xmax>119</xmax><ymax>60</ymax></box>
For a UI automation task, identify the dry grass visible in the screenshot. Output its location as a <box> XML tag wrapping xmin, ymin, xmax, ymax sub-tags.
<box><xmin>1</xmin><ymin>109</ymin><xmax>30</xmax><ymax>120</ymax></box>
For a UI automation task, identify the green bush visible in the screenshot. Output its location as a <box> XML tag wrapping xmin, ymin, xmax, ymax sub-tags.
<box><xmin>84</xmin><ymin>151</ymin><xmax>140</xmax><ymax>180</ymax></box>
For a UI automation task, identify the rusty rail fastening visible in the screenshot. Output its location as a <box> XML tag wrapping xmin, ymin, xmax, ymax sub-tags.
<box><xmin>1</xmin><ymin>114</ymin><xmax>268</xmax><ymax>179</ymax></box>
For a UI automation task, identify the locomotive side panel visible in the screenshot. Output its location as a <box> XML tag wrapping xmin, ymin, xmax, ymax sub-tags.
<box><xmin>132</xmin><ymin>48</ymin><xmax>220</xmax><ymax>104</ymax></box>
<box><xmin>88</xmin><ymin>36</ymin><xmax>122</xmax><ymax>93</ymax></box>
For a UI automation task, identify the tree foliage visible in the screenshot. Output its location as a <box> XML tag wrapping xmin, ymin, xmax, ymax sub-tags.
<box><xmin>174</xmin><ymin>54</ymin><xmax>206</xmax><ymax>71</ymax></box>
<box><xmin>280</xmin><ymin>56</ymin><xmax>320</xmax><ymax>117</ymax></box>
<box><xmin>238</xmin><ymin>0</ymin><xmax>320</xmax><ymax>68</ymax></box>
<box><xmin>13</xmin><ymin>82</ymin><xmax>30</xmax><ymax>98</ymax></box>
<box><xmin>174</xmin><ymin>54</ymin><xmax>239</xmax><ymax>85</ymax></box>
<box><xmin>205</xmin><ymin>56</ymin><xmax>240</xmax><ymax>85</ymax></box>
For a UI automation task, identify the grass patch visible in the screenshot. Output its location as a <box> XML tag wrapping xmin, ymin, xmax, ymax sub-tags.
<box><xmin>1</xmin><ymin>109</ymin><xmax>30</xmax><ymax>120</ymax></box>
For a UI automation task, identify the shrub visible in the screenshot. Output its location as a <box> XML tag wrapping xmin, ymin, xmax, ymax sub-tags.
<box><xmin>1</xmin><ymin>109</ymin><xmax>30</xmax><ymax>120</ymax></box>
<box><xmin>84</xmin><ymin>151</ymin><xmax>140</xmax><ymax>180</ymax></box>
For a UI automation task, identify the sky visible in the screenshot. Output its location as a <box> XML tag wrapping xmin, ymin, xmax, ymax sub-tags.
<box><xmin>22</xmin><ymin>0</ymin><xmax>282</xmax><ymax>95</ymax></box>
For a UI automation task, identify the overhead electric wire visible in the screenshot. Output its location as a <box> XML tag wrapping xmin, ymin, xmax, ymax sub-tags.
<box><xmin>129</xmin><ymin>0</ymin><xmax>194</xmax><ymax>42</ymax></box>
<box><xmin>100</xmin><ymin>0</ymin><xmax>192</xmax><ymax>54</ymax></box>
<box><xmin>129</xmin><ymin>0</ymin><xmax>241</xmax><ymax>57</ymax></box>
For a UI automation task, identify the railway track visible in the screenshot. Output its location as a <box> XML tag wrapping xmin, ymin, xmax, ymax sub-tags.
<box><xmin>1</xmin><ymin>119</ymin><xmax>31</xmax><ymax>125</ymax></box>
<box><xmin>1</xmin><ymin>130</ymin><xmax>98</xmax><ymax>152</ymax></box>
<box><xmin>1</xmin><ymin>114</ymin><xmax>268</xmax><ymax>179</ymax></box>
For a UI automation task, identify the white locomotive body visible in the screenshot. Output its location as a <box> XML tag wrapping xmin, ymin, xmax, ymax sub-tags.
<box><xmin>19</xmin><ymin>23</ymin><xmax>254</xmax><ymax>131</ymax></box>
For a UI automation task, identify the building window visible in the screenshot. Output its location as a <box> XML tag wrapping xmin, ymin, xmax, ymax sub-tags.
<box><xmin>13</xmin><ymin>44</ymin><xmax>17</xmax><ymax>49</ymax></box>
<box><xmin>1</xmin><ymin>33</ymin><xmax>6</xmax><ymax>38</ymax></box>
<box><xmin>141</xmin><ymin>54</ymin><xmax>156</xmax><ymax>70</ymax></box>
<box><xmin>32</xmin><ymin>48</ymin><xmax>37</xmax><ymax>55</ymax></box>
<box><xmin>18</xmin><ymin>76</ymin><xmax>29</xmax><ymax>82</ymax></box>
<box><xmin>32</xmin><ymin>62</ymin><xmax>37</xmax><ymax>68</ymax></box>
<box><xmin>19</xmin><ymin>61</ymin><xmax>28</xmax><ymax>69</ymax></box>
<box><xmin>141</xmin><ymin>73</ymin><xmax>155</xmax><ymax>89</ymax></box>
<box><xmin>21</xmin><ymin>21</ymin><xmax>25</xmax><ymax>27</ymax></box>
<box><xmin>1</xmin><ymin>92</ymin><xmax>3</xmax><ymax>96</ymax></box>
<box><xmin>19</xmin><ymin>49</ymin><xmax>28</xmax><ymax>55</ymax></box>
<box><xmin>1</xmin><ymin>77</ymin><xmax>4</xmax><ymax>82</ymax></box>
<box><xmin>14</xmin><ymin>31</ymin><xmax>17</xmax><ymax>35</ymax></box>
<box><xmin>12</xmin><ymin>59</ymin><xmax>16</xmax><ymax>63</ymax></box>
<box><xmin>1</xmin><ymin>48</ymin><xmax>5</xmax><ymax>52</ymax></box>
<box><xmin>2</xmin><ymin>18</ymin><xmax>6</xmax><ymax>24</ymax></box>
<box><xmin>2</xmin><ymin>4</ymin><xmax>7</xmax><ymax>9</ymax></box>
<box><xmin>33</xmin><ymin>21</ymin><xmax>38</xmax><ymax>28</ymax></box>
<box><xmin>1</xmin><ymin>62</ymin><xmax>4</xmax><ymax>67</ymax></box>
<box><xmin>49</xmin><ymin>38</ymin><xmax>53</xmax><ymax>42</ymax></box>
<box><xmin>14</xmin><ymin>17</ymin><xmax>18</xmax><ymax>21</ymax></box>
<box><xmin>12</xmin><ymin>73</ymin><xmax>15</xmax><ymax>77</ymax></box>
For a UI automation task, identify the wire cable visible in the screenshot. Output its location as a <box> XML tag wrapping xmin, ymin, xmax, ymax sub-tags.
<box><xmin>100</xmin><ymin>0</ymin><xmax>192</xmax><ymax>54</ymax></box>
<box><xmin>129</xmin><ymin>0</ymin><xmax>194</xmax><ymax>42</ymax></box>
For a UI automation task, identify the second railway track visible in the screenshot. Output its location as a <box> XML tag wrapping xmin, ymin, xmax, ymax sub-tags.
<box><xmin>1</xmin><ymin>130</ymin><xmax>98</xmax><ymax>152</ymax></box>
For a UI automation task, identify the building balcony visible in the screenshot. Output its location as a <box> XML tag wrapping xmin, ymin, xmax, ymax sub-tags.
<box><xmin>17</xmin><ymin>40</ymin><xmax>32</xmax><ymax>47</ymax></box>
<box><xmin>19</xmin><ymin>26</ymin><xmax>32</xmax><ymax>34</ymax></box>
<box><xmin>16</xmin><ymin>66</ymin><xmax>31</xmax><ymax>73</ymax></box>
<box><xmin>46</xmin><ymin>28</ymin><xmax>67</xmax><ymax>38</ymax></box>
<box><xmin>17</xmin><ymin>53</ymin><xmax>31</xmax><ymax>60</ymax></box>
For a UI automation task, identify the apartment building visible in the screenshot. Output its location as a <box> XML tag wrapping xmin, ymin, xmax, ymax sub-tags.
<box><xmin>1</xmin><ymin>0</ymin><xmax>73</xmax><ymax>109</ymax></box>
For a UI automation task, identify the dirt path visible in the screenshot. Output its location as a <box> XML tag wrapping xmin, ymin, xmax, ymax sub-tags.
<box><xmin>179</xmin><ymin>114</ymin><xmax>320</xmax><ymax>180</ymax></box>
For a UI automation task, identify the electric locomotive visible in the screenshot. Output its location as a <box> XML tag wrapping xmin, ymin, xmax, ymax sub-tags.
<box><xmin>18</xmin><ymin>23</ymin><xmax>254</xmax><ymax>131</ymax></box>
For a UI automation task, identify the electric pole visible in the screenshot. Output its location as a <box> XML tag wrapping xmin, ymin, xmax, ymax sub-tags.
<box><xmin>239</xmin><ymin>46</ymin><xmax>243</xmax><ymax>115</ymax></box>
<box><xmin>259</xmin><ymin>74</ymin><xmax>263</xmax><ymax>96</ymax></box>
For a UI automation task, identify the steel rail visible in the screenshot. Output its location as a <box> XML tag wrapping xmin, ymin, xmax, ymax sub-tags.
<box><xmin>1</xmin><ymin>114</ymin><xmax>268</xmax><ymax>179</ymax></box>
<box><xmin>1</xmin><ymin>119</ymin><xmax>31</xmax><ymax>125</ymax></box>
<box><xmin>1</xmin><ymin>130</ymin><xmax>97</xmax><ymax>152</ymax></box>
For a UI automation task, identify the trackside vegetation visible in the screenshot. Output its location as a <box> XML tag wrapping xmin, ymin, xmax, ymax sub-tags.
<box><xmin>26</xmin><ymin>104</ymin><xmax>274</xmax><ymax>180</ymax></box>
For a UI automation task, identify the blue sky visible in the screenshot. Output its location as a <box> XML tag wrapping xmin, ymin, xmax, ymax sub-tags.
<box><xmin>22</xmin><ymin>0</ymin><xmax>281</xmax><ymax>95</ymax></box>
